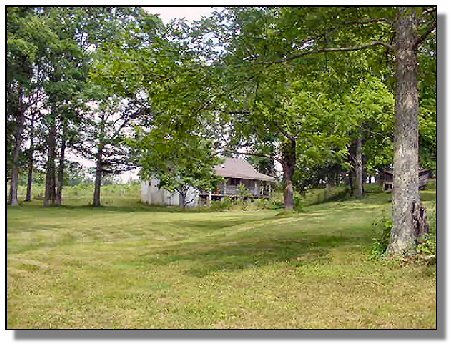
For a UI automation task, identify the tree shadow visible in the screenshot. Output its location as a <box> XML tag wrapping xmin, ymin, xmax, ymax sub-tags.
<box><xmin>7</xmin><ymin>203</ymin><xmax>235</xmax><ymax>214</ymax></box>
<box><xmin>139</xmin><ymin>231</ymin><xmax>369</xmax><ymax>278</ymax></box>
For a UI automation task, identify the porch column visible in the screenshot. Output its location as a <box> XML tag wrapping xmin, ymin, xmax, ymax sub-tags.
<box><xmin>223</xmin><ymin>179</ymin><xmax>227</xmax><ymax>195</ymax></box>
<box><xmin>254</xmin><ymin>180</ymin><xmax>258</xmax><ymax>196</ymax></box>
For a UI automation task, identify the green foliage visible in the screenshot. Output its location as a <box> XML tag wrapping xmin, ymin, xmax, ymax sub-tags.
<box><xmin>237</xmin><ymin>183</ymin><xmax>250</xmax><ymax>199</ymax></box>
<box><xmin>293</xmin><ymin>196</ymin><xmax>303</xmax><ymax>212</ymax></box>
<box><xmin>370</xmin><ymin>213</ymin><xmax>392</xmax><ymax>259</ymax></box>
<box><xmin>209</xmin><ymin>197</ymin><xmax>234</xmax><ymax>211</ymax></box>
<box><xmin>130</xmin><ymin>128</ymin><xmax>222</xmax><ymax>199</ymax></box>
<box><xmin>7</xmin><ymin>6</ymin><xmax>435</xmax><ymax>215</ymax></box>
<box><xmin>342</xmin><ymin>76</ymin><xmax>395</xmax><ymax>174</ymax></box>
<box><xmin>416</xmin><ymin>234</ymin><xmax>436</xmax><ymax>257</ymax></box>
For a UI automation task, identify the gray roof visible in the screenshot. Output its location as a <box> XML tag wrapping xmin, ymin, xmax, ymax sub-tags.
<box><xmin>383</xmin><ymin>168</ymin><xmax>430</xmax><ymax>176</ymax></box>
<box><xmin>214</xmin><ymin>157</ymin><xmax>276</xmax><ymax>182</ymax></box>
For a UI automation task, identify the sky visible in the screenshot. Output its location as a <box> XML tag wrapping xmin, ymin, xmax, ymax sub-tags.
<box><xmin>143</xmin><ymin>6</ymin><xmax>218</xmax><ymax>23</ymax></box>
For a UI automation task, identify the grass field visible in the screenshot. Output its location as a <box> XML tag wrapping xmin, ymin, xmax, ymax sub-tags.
<box><xmin>7</xmin><ymin>183</ymin><xmax>436</xmax><ymax>329</ymax></box>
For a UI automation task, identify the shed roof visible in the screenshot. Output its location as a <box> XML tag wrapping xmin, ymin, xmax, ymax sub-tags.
<box><xmin>214</xmin><ymin>157</ymin><xmax>276</xmax><ymax>182</ymax></box>
<box><xmin>383</xmin><ymin>168</ymin><xmax>430</xmax><ymax>176</ymax></box>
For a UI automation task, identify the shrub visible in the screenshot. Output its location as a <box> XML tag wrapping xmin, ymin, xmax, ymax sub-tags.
<box><xmin>253</xmin><ymin>198</ymin><xmax>271</xmax><ymax>210</ymax></box>
<box><xmin>210</xmin><ymin>197</ymin><xmax>233</xmax><ymax>211</ymax></box>
<box><xmin>269</xmin><ymin>200</ymin><xmax>284</xmax><ymax>210</ymax></box>
<box><xmin>294</xmin><ymin>196</ymin><xmax>303</xmax><ymax>212</ymax></box>
<box><xmin>370</xmin><ymin>214</ymin><xmax>392</xmax><ymax>259</ymax></box>
<box><xmin>416</xmin><ymin>234</ymin><xmax>436</xmax><ymax>257</ymax></box>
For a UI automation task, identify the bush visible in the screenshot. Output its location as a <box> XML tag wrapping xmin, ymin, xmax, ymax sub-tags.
<box><xmin>294</xmin><ymin>196</ymin><xmax>303</xmax><ymax>212</ymax></box>
<box><xmin>416</xmin><ymin>234</ymin><xmax>436</xmax><ymax>257</ymax></box>
<box><xmin>269</xmin><ymin>200</ymin><xmax>284</xmax><ymax>210</ymax></box>
<box><xmin>370</xmin><ymin>214</ymin><xmax>392</xmax><ymax>259</ymax></box>
<box><xmin>210</xmin><ymin>197</ymin><xmax>233</xmax><ymax>211</ymax></box>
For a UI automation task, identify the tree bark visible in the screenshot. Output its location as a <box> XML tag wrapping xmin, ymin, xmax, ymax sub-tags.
<box><xmin>25</xmin><ymin>111</ymin><xmax>35</xmax><ymax>202</ymax></box>
<box><xmin>44</xmin><ymin>119</ymin><xmax>57</xmax><ymax>207</ymax></box>
<box><xmin>387</xmin><ymin>8</ymin><xmax>428</xmax><ymax>255</ymax></box>
<box><xmin>92</xmin><ymin>146</ymin><xmax>103</xmax><ymax>207</ymax></box>
<box><xmin>179</xmin><ymin>190</ymin><xmax>187</xmax><ymax>208</ymax></box>
<box><xmin>8</xmin><ymin>89</ymin><xmax>26</xmax><ymax>206</ymax></box>
<box><xmin>353</xmin><ymin>134</ymin><xmax>363</xmax><ymax>198</ymax></box>
<box><xmin>93</xmin><ymin>113</ymin><xmax>106</xmax><ymax>207</ymax></box>
<box><xmin>56</xmin><ymin>121</ymin><xmax>67</xmax><ymax>206</ymax></box>
<box><xmin>281</xmin><ymin>138</ymin><xmax>296</xmax><ymax>210</ymax></box>
<box><xmin>348</xmin><ymin>142</ymin><xmax>355</xmax><ymax>196</ymax></box>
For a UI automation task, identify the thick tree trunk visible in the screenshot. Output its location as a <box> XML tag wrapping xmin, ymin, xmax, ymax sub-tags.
<box><xmin>353</xmin><ymin>135</ymin><xmax>363</xmax><ymax>198</ymax></box>
<box><xmin>282</xmin><ymin>138</ymin><xmax>296</xmax><ymax>210</ymax></box>
<box><xmin>44</xmin><ymin>118</ymin><xmax>57</xmax><ymax>207</ymax></box>
<box><xmin>92</xmin><ymin>146</ymin><xmax>103</xmax><ymax>207</ymax></box>
<box><xmin>25</xmin><ymin>112</ymin><xmax>35</xmax><ymax>202</ymax></box>
<box><xmin>8</xmin><ymin>91</ymin><xmax>26</xmax><ymax>206</ymax></box>
<box><xmin>56</xmin><ymin>122</ymin><xmax>67</xmax><ymax>206</ymax></box>
<box><xmin>387</xmin><ymin>8</ymin><xmax>428</xmax><ymax>255</ymax></box>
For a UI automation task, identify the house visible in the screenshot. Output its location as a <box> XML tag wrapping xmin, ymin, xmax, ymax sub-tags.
<box><xmin>141</xmin><ymin>157</ymin><xmax>276</xmax><ymax>207</ymax></box>
<box><xmin>380</xmin><ymin>168</ymin><xmax>430</xmax><ymax>192</ymax></box>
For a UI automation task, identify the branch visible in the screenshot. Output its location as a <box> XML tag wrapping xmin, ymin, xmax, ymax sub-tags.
<box><xmin>346</xmin><ymin>18</ymin><xmax>390</xmax><ymax>25</ymax></box>
<box><xmin>273</xmin><ymin>121</ymin><xmax>297</xmax><ymax>141</ymax></box>
<box><xmin>185</xmin><ymin>197</ymin><xmax>195</xmax><ymax>206</ymax></box>
<box><xmin>422</xmin><ymin>7</ymin><xmax>436</xmax><ymax>16</ymax></box>
<box><xmin>415</xmin><ymin>18</ymin><xmax>437</xmax><ymax>48</ymax></box>
<box><xmin>227</xmin><ymin>110</ymin><xmax>251</xmax><ymax>115</ymax></box>
<box><xmin>261</xmin><ymin>41</ymin><xmax>394</xmax><ymax>65</ymax></box>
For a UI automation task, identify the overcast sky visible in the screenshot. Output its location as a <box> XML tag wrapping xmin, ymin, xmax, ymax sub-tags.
<box><xmin>143</xmin><ymin>7</ymin><xmax>218</xmax><ymax>23</ymax></box>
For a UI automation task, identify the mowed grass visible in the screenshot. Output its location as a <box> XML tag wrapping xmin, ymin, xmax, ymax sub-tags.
<box><xmin>7</xmin><ymin>184</ymin><xmax>436</xmax><ymax>329</ymax></box>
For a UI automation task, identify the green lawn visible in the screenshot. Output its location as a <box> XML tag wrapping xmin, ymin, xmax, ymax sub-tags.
<box><xmin>7</xmin><ymin>184</ymin><xmax>436</xmax><ymax>329</ymax></box>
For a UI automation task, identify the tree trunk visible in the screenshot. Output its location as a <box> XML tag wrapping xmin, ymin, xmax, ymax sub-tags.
<box><xmin>179</xmin><ymin>190</ymin><xmax>187</xmax><ymax>208</ymax></box>
<box><xmin>56</xmin><ymin>121</ymin><xmax>67</xmax><ymax>206</ymax></box>
<box><xmin>92</xmin><ymin>146</ymin><xmax>103</xmax><ymax>207</ymax></box>
<box><xmin>25</xmin><ymin>111</ymin><xmax>35</xmax><ymax>202</ymax></box>
<box><xmin>44</xmin><ymin>119</ymin><xmax>57</xmax><ymax>207</ymax></box>
<box><xmin>353</xmin><ymin>135</ymin><xmax>363</xmax><ymax>198</ymax></box>
<box><xmin>347</xmin><ymin>141</ymin><xmax>355</xmax><ymax>196</ymax></box>
<box><xmin>281</xmin><ymin>138</ymin><xmax>296</xmax><ymax>210</ymax></box>
<box><xmin>9</xmin><ymin>153</ymin><xmax>21</xmax><ymax>206</ymax></box>
<box><xmin>8</xmin><ymin>90</ymin><xmax>26</xmax><ymax>206</ymax></box>
<box><xmin>348</xmin><ymin>169</ymin><xmax>353</xmax><ymax>197</ymax></box>
<box><xmin>387</xmin><ymin>8</ymin><xmax>428</xmax><ymax>255</ymax></box>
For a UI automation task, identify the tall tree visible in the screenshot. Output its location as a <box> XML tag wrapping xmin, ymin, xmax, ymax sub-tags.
<box><xmin>6</xmin><ymin>7</ymin><xmax>54</xmax><ymax>205</ymax></box>
<box><xmin>342</xmin><ymin>76</ymin><xmax>394</xmax><ymax>197</ymax></box>
<box><xmin>76</xmin><ymin>92</ymin><xmax>148</xmax><ymax>207</ymax></box>
<box><xmin>386</xmin><ymin>8</ymin><xmax>435</xmax><ymax>254</ymax></box>
<box><xmin>218</xmin><ymin>6</ymin><xmax>436</xmax><ymax>254</ymax></box>
<box><xmin>36</xmin><ymin>7</ymin><xmax>87</xmax><ymax>206</ymax></box>
<box><xmin>132</xmin><ymin>128</ymin><xmax>221</xmax><ymax>208</ymax></box>
<box><xmin>214</xmin><ymin>8</ymin><xmax>350</xmax><ymax>210</ymax></box>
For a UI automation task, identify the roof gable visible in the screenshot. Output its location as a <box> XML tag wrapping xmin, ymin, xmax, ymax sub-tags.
<box><xmin>214</xmin><ymin>157</ymin><xmax>275</xmax><ymax>182</ymax></box>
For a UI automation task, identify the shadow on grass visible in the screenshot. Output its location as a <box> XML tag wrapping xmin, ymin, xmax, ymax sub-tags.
<box><xmin>139</xmin><ymin>232</ymin><xmax>368</xmax><ymax>278</ymax></box>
